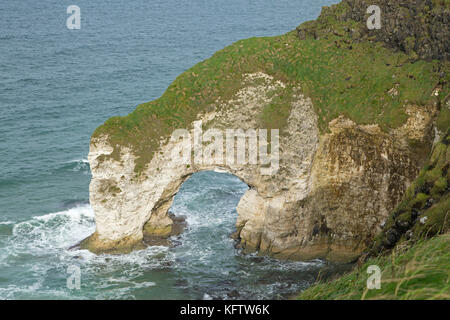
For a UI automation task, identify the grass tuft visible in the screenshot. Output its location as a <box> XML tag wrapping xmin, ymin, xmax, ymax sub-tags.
<box><xmin>298</xmin><ymin>233</ymin><xmax>450</xmax><ymax>300</ymax></box>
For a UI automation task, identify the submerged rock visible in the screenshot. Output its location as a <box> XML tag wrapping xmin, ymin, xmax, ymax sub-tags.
<box><xmin>227</xmin><ymin>290</ymin><xmax>240</xmax><ymax>299</ymax></box>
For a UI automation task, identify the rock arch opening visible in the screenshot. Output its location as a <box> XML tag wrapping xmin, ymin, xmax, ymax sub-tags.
<box><xmin>141</xmin><ymin>168</ymin><xmax>264</xmax><ymax>252</ymax></box>
<box><xmin>147</xmin><ymin>170</ymin><xmax>248</xmax><ymax>249</ymax></box>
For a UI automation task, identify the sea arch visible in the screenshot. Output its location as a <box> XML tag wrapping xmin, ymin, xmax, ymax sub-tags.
<box><xmin>82</xmin><ymin>73</ymin><xmax>431</xmax><ymax>262</ymax></box>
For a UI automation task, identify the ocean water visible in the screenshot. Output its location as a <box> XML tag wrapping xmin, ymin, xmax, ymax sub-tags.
<box><xmin>0</xmin><ymin>0</ymin><xmax>339</xmax><ymax>299</ymax></box>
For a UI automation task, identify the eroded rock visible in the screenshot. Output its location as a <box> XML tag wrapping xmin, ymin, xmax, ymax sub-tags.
<box><xmin>85</xmin><ymin>73</ymin><xmax>435</xmax><ymax>262</ymax></box>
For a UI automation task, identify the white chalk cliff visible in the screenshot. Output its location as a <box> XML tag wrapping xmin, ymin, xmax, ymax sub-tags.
<box><xmin>83</xmin><ymin>73</ymin><xmax>436</xmax><ymax>262</ymax></box>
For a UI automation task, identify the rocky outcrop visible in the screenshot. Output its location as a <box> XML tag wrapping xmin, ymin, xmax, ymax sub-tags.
<box><xmin>82</xmin><ymin>0</ymin><xmax>447</xmax><ymax>262</ymax></box>
<box><xmin>238</xmin><ymin>106</ymin><xmax>435</xmax><ymax>262</ymax></box>
<box><xmin>84</xmin><ymin>71</ymin><xmax>437</xmax><ymax>262</ymax></box>
<box><xmin>297</xmin><ymin>0</ymin><xmax>450</xmax><ymax>61</ymax></box>
<box><xmin>291</xmin><ymin>109</ymin><xmax>435</xmax><ymax>261</ymax></box>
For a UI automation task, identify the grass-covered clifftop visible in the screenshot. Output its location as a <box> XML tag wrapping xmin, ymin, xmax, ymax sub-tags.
<box><xmin>92</xmin><ymin>1</ymin><xmax>448</xmax><ymax>174</ymax></box>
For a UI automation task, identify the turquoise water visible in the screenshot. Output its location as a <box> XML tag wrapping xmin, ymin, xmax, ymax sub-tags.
<box><xmin>0</xmin><ymin>0</ymin><xmax>338</xmax><ymax>299</ymax></box>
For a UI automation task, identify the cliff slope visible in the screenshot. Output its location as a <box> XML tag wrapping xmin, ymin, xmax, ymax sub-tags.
<box><xmin>297</xmin><ymin>130</ymin><xmax>449</xmax><ymax>299</ymax></box>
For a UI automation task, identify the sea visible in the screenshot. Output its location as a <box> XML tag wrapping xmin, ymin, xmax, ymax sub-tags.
<box><xmin>0</xmin><ymin>0</ymin><xmax>340</xmax><ymax>299</ymax></box>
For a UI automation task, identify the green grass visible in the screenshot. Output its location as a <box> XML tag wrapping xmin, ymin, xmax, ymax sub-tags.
<box><xmin>297</xmin><ymin>233</ymin><xmax>450</xmax><ymax>300</ymax></box>
<box><xmin>93</xmin><ymin>13</ymin><xmax>446</xmax><ymax>174</ymax></box>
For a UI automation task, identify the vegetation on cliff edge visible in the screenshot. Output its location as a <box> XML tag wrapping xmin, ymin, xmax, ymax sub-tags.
<box><xmin>92</xmin><ymin>6</ymin><xmax>447</xmax><ymax>173</ymax></box>
<box><xmin>370</xmin><ymin>130</ymin><xmax>449</xmax><ymax>255</ymax></box>
<box><xmin>297</xmin><ymin>131</ymin><xmax>449</xmax><ymax>300</ymax></box>
<box><xmin>297</xmin><ymin>233</ymin><xmax>449</xmax><ymax>300</ymax></box>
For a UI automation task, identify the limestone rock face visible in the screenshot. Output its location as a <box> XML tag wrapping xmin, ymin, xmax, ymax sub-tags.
<box><xmin>283</xmin><ymin>108</ymin><xmax>435</xmax><ymax>262</ymax></box>
<box><xmin>86</xmin><ymin>73</ymin><xmax>435</xmax><ymax>262</ymax></box>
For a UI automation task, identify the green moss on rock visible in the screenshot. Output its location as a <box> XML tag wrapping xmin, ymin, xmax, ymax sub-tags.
<box><xmin>370</xmin><ymin>130</ymin><xmax>450</xmax><ymax>254</ymax></box>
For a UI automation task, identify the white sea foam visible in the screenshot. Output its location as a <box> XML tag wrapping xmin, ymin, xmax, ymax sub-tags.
<box><xmin>0</xmin><ymin>203</ymin><xmax>172</xmax><ymax>299</ymax></box>
<box><xmin>203</xmin><ymin>293</ymin><xmax>212</xmax><ymax>300</ymax></box>
<box><xmin>11</xmin><ymin>204</ymin><xmax>95</xmax><ymax>253</ymax></box>
<box><xmin>62</xmin><ymin>158</ymin><xmax>90</xmax><ymax>174</ymax></box>
<box><xmin>8</xmin><ymin>203</ymin><xmax>172</xmax><ymax>267</ymax></box>
<box><xmin>66</xmin><ymin>158</ymin><xmax>89</xmax><ymax>164</ymax></box>
<box><xmin>0</xmin><ymin>171</ymin><xmax>326</xmax><ymax>300</ymax></box>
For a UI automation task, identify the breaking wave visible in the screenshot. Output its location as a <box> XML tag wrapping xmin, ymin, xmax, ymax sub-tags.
<box><xmin>0</xmin><ymin>172</ymin><xmax>329</xmax><ymax>300</ymax></box>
